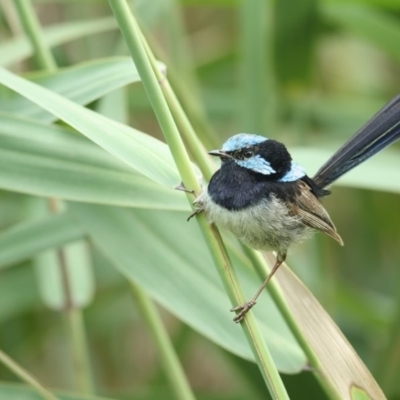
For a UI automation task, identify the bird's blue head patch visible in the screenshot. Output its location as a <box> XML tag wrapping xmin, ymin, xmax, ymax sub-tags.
<box><xmin>220</xmin><ymin>133</ymin><xmax>306</xmax><ymax>180</ymax></box>
<box><xmin>222</xmin><ymin>134</ymin><xmax>275</xmax><ymax>175</ymax></box>
<box><xmin>222</xmin><ymin>133</ymin><xmax>267</xmax><ymax>152</ymax></box>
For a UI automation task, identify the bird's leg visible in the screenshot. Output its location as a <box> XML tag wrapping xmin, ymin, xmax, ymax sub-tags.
<box><xmin>231</xmin><ymin>252</ymin><xmax>286</xmax><ymax>323</ymax></box>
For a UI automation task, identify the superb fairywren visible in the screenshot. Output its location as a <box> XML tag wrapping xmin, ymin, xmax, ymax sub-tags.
<box><xmin>193</xmin><ymin>95</ymin><xmax>400</xmax><ymax>322</ymax></box>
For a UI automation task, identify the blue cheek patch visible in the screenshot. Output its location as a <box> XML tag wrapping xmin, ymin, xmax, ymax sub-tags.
<box><xmin>222</xmin><ymin>133</ymin><xmax>268</xmax><ymax>152</ymax></box>
<box><xmin>279</xmin><ymin>162</ymin><xmax>306</xmax><ymax>182</ymax></box>
<box><xmin>236</xmin><ymin>155</ymin><xmax>276</xmax><ymax>175</ymax></box>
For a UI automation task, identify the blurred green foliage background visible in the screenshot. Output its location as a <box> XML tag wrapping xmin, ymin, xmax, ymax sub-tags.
<box><xmin>0</xmin><ymin>0</ymin><xmax>400</xmax><ymax>399</ymax></box>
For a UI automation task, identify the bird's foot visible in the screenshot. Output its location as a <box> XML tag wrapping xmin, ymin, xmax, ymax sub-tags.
<box><xmin>175</xmin><ymin>182</ymin><xmax>205</xmax><ymax>221</ymax></box>
<box><xmin>231</xmin><ymin>300</ymin><xmax>256</xmax><ymax>323</ymax></box>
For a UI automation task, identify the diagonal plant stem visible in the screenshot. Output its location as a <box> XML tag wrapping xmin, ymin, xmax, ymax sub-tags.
<box><xmin>143</xmin><ymin>1</ymin><xmax>217</xmax><ymax>149</ymax></box>
<box><xmin>0</xmin><ymin>348</ymin><xmax>60</xmax><ymax>400</ymax></box>
<box><xmin>138</xmin><ymin>32</ymin><xmax>214</xmax><ymax>182</ymax></box>
<box><xmin>109</xmin><ymin>1</ymin><xmax>289</xmax><ymax>399</ymax></box>
<box><xmin>129</xmin><ymin>282</ymin><xmax>196</xmax><ymax>400</ymax></box>
<box><xmin>14</xmin><ymin>0</ymin><xmax>57</xmax><ymax>71</ymax></box>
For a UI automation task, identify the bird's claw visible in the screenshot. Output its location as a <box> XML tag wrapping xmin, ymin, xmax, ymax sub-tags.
<box><xmin>187</xmin><ymin>208</ymin><xmax>204</xmax><ymax>221</ymax></box>
<box><xmin>231</xmin><ymin>300</ymin><xmax>256</xmax><ymax>323</ymax></box>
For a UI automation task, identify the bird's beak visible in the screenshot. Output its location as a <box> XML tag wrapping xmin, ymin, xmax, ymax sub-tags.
<box><xmin>208</xmin><ymin>150</ymin><xmax>232</xmax><ymax>159</ymax></box>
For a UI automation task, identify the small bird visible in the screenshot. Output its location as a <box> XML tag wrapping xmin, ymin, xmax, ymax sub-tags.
<box><xmin>193</xmin><ymin>95</ymin><xmax>400</xmax><ymax>322</ymax></box>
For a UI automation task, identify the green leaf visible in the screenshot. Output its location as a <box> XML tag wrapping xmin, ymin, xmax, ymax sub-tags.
<box><xmin>70</xmin><ymin>202</ymin><xmax>306</xmax><ymax>373</ymax></box>
<box><xmin>0</xmin><ymin>212</ymin><xmax>84</xmax><ymax>269</ymax></box>
<box><xmin>96</xmin><ymin>87</ymin><xmax>129</xmax><ymax>124</ymax></box>
<box><xmin>323</xmin><ymin>4</ymin><xmax>400</xmax><ymax>64</ymax></box>
<box><xmin>351</xmin><ymin>387</ymin><xmax>373</xmax><ymax>400</ymax></box>
<box><xmin>0</xmin><ymin>17</ymin><xmax>117</xmax><ymax>67</ymax></box>
<box><xmin>0</xmin><ymin>57</ymin><xmax>141</xmax><ymax>122</ymax></box>
<box><xmin>0</xmin><ymin>67</ymin><xmax>181</xmax><ymax>187</ymax></box>
<box><xmin>0</xmin><ymin>382</ymin><xmax>118</xmax><ymax>400</ymax></box>
<box><xmin>0</xmin><ymin>113</ymin><xmax>189</xmax><ymax>210</ymax></box>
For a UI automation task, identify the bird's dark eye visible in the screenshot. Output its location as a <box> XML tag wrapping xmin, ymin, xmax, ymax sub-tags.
<box><xmin>243</xmin><ymin>150</ymin><xmax>253</xmax><ymax>158</ymax></box>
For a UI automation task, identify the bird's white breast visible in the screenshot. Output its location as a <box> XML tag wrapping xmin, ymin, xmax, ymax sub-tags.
<box><xmin>196</xmin><ymin>191</ymin><xmax>312</xmax><ymax>254</ymax></box>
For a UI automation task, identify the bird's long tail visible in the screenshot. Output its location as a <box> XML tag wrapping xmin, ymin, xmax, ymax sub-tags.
<box><xmin>313</xmin><ymin>95</ymin><xmax>400</xmax><ymax>189</ymax></box>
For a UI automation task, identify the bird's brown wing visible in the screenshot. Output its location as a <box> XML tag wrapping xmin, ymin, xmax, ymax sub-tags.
<box><xmin>289</xmin><ymin>180</ymin><xmax>343</xmax><ymax>245</ymax></box>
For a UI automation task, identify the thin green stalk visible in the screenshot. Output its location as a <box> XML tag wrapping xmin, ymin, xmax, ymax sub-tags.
<box><xmin>13</xmin><ymin>3</ymin><xmax>94</xmax><ymax>394</ymax></box>
<box><xmin>163</xmin><ymin>0</ymin><xmax>200</xmax><ymax>101</ymax></box>
<box><xmin>109</xmin><ymin>1</ymin><xmax>289</xmax><ymax>398</ymax></box>
<box><xmin>199</xmin><ymin>223</ymin><xmax>289</xmax><ymax>400</ymax></box>
<box><xmin>66</xmin><ymin>308</ymin><xmax>95</xmax><ymax>394</ymax></box>
<box><xmin>0</xmin><ymin>348</ymin><xmax>60</xmax><ymax>400</ymax></box>
<box><xmin>139</xmin><ymin>32</ymin><xmax>214</xmax><ymax>181</ymax></box>
<box><xmin>161</xmin><ymin>0</ymin><xmax>216</xmax><ymax>149</ymax></box>
<box><xmin>14</xmin><ymin>0</ymin><xmax>57</xmax><ymax>71</ymax></box>
<box><xmin>1</xmin><ymin>0</ymin><xmax>23</xmax><ymax>36</ymax></box>
<box><xmin>48</xmin><ymin>203</ymin><xmax>94</xmax><ymax>395</ymax></box>
<box><xmin>129</xmin><ymin>282</ymin><xmax>196</xmax><ymax>400</ymax></box>
<box><xmin>108</xmin><ymin>1</ymin><xmax>199</xmax><ymax>192</ymax></box>
<box><xmin>143</xmin><ymin>28</ymin><xmax>217</xmax><ymax>150</ymax></box>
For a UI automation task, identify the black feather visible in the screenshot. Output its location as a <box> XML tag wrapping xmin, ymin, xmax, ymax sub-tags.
<box><xmin>313</xmin><ymin>95</ymin><xmax>400</xmax><ymax>189</ymax></box>
<box><xmin>208</xmin><ymin>160</ymin><xmax>302</xmax><ymax>210</ymax></box>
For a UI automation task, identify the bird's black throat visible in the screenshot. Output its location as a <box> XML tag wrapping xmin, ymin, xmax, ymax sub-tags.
<box><xmin>208</xmin><ymin>160</ymin><xmax>306</xmax><ymax>210</ymax></box>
